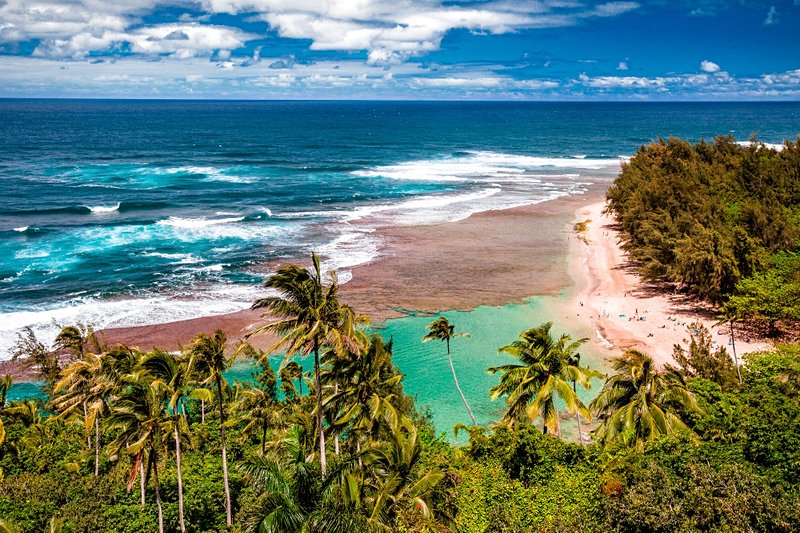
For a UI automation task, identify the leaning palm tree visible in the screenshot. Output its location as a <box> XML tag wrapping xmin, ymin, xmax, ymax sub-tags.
<box><xmin>53</xmin><ymin>352</ymin><xmax>106</xmax><ymax>476</ymax></box>
<box><xmin>590</xmin><ymin>349</ymin><xmax>700</xmax><ymax>449</ymax></box>
<box><xmin>423</xmin><ymin>317</ymin><xmax>477</xmax><ymax>427</ymax></box>
<box><xmin>107</xmin><ymin>378</ymin><xmax>171</xmax><ymax>533</ymax></box>
<box><xmin>140</xmin><ymin>349</ymin><xmax>191</xmax><ymax>533</ymax></box>
<box><xmin>488</xmin><ymin>322</ymin><xmax>602</xmax><ymax>436</ymax></box>
<box><xmin>281</xmin><ymin>360</ymin><xmax>304</xmax><ymax>399</ymax></box>
<box><xmin>250</xmin><ymin>252</ymin><xmax>367</xmax><ymax>476</ymax></box>
<box><xmin>187</xmin><ymin>329</ymin><xmax>236</xmax><ymax>527</ymax></box>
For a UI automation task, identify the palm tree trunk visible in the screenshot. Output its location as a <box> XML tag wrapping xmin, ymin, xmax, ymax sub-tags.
<box><xmin>554</xmin><ymin>399</ymin><xmax>560</xmax><ymax>437</ymax></box>
<box><xmin>83</xmin><ymin>402</ymin><xmax>91</xmax><ymax>450</ymax></box>
<box><xmin>261</xmin><ymin>422</ymin><xmax>267</xmax><ymax>456</ymax></box>
<box><xmin>573</xmin><ymin>381</ymin><xmax>583</xmax><ymax>445</ymax></box>
<box><xmin>151</xmin><ymin>448</ymin><xmax>165</xmax><ymax>533</ymax></box>
<box><xmin>174</xmin><ymin>425</ymin><xmax>186</xmax><ymax>533</ymax></box>
<box><xmin>446</xmin><ymin>339</ymin><xmax>477</xmax><ymax>426</ymax></box>
<box><xmin>334</xmin><ymin>382</ymin><xmax>340</xmax><ymax>455</ymax></box>
<box><xmin>356</xmin><ymin>439</ymin><xmax>362</xmax><ymax>468</ymax></box>
<box><xmin>314</xmin><ymin>342</ymin><xmax>327</xmax><ymax>477</ymax></box>
<box><xmin>731</xmin><ymin>321</ymin><xmax>742</xmax><ymax>385</ymax></box>
<box><xmin>216</xmin><ymin>377</ymin><xmax>233</xmax><ymax>527</ymax></box>
<box><xmin>201</xmin><ymin>399</ymin><xmax>205</xmax><ymax>424</ymax></box>
<box><xmin>94</xmin><ymin>413</ymin><xmax>100</xmax><ymax>477</ymax></box>
<box><xmin>140</xmin><ymin>460</ymin><xmax>146</xmax><ymax>506</ymax></box>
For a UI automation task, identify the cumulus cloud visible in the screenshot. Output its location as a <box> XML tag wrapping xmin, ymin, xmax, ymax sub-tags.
<box><xmin>33</xmin><ymin>23</ymin><xmax>256</xmax><ymax>59</ymax></box>
<box><xmin>200</xmin><ymin>0</ymin><xmax>640</xmax><ymax>65</ymax></box>
<box><xmin>700</xmin><ymin>60</ymin><xmax>720</xmax><ymax>73</ymax></box>
<box><xmin>617</xmin><ymin>61</ymin><xmax>629</xmax><ymax>71</ymax></box>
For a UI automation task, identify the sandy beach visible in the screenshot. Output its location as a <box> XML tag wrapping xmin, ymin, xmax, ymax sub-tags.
<box><xmin>563</xmin><ymin>202</ymin><xmax>771</xmax><ymax>367</ymax></box>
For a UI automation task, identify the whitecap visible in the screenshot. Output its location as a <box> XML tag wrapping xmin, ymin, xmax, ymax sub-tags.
<box><xmin>157</xmin><ymin>216</ymin><xmax>245</xmax><ymax>229</ymax></box>
<box><xmin>13</xmin><ymin>226</ymin><xmax>28</xmax><ymax>232</ymax></box>
<box><xmin>87</xmin><ymin>202</ymin><xmax>121</xmax><ymax>214</ymax></box>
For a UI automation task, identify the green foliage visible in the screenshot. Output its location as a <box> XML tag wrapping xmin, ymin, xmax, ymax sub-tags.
<box><xmin>670</xmin><ymin>322</ymin><xmax>739</xmax><ymax>390</ymax></box>
<box><xmin>606</xmin><ymin>137</ymin><xmax>800</xmax><ymax>304</ymax></box>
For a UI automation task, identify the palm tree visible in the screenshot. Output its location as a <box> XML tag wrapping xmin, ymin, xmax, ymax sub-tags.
<box><xmin>361</xmin><ymin>424</ymin><xmax>445</xmax><ymax>526</ymax></box>
<box><xmin>236</xmin><ymin>384</ymin><xmax>283</xmax><ymax>456</ymax></box>
<box><xmin>237</xmin><ymin>425</ymin><xmax>328</xmax><ymax>532</ymax></box>
<box><xmin>107</xmin><ymin>378</ymin><xmax>171</xmax><ymax>533</ymax></box>
<box><xmin>590</xmin><ymin>349</ymin><xmax>700</xmax><ymax>449</ymax></box>
<box><xmin>250</xmin><ymin>252</ymin><xmax>367</xmax><ymax>477</ymax></box>
<box><xmin>488</xmin><ymin>322</ymin><xmax>602</xmax><ymax>436</ymax></box>
<box><xmin>53</xmin><ymin>352</ymin><xmax>106</xmax><ymax>476</ymax></box>
<box><xmin>140</xmin><ymin>349</ymin><xmax>191</xmax><ymax>533</ymax></box>
<box><xmin>423</xmin><ymin>317</ymin><xmax>477</xmax><ymax>427</ymax></box>
<box><xmin>187</xmin><ymin>329</ymin><xmax>236</xmax><ymax>527</ymax></box>
<box><xmin>281</xmin><ymin>360</ymin><xmax>304</xmax><ymax>399</ymax></box>
<box><xmin>324</xmin><ymin>334</ymin><xmax>406</xmax><ymax>455</ymax></box>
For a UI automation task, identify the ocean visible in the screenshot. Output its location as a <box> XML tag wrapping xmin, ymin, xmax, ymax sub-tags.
<box><xmin>1</xmin><ymin>100</ymin><xmax>798</xmax><ymax>358</ymax></box>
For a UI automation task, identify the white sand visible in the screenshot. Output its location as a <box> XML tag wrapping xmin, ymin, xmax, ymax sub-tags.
<box><xmin>566</xmin><ymin>202</ymin><xmax>771</xmax><ymax>368</ymax></box>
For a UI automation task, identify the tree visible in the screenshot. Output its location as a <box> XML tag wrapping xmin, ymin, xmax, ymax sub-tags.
<box><xmin>488</xmin><ymin>322</ymin><xmax>601</xmax><ymax>436</ymax></box>
<box><xmin>107</xmin><ymin>378</ymin><xmax>172</xmax><ymax>533</ymax></box>
<box><xmin>280</xmin><ymin>361</ymin><xmax>304</xmax><ymax>400</ymax></box>
<box><xmin>11</xmin><ymin>327</ymin><xmax>60</xmax><ymax>395</ymax></box>
<box><xmin>140</xmin><ymin>349</ymin><xmax>191</xmax><ymax>533</ymax></box>
<box><xmin>423</xmin><ymin>317</ymin><xmax>477</xmax><ymax>427</ymax></box>
<box><xmin>53</xmin><ymin>352</ymin><xmax>107</xmax><ymax>476</ymax></box>
<box><xmin>187</xmin><ymin>329</ymin><xmax>236</xmax><ymax>527</ymax></box>
<box><xmin>670</xmin><ymin>322</ymin><xmax>739</xmax><ymax>391</ymax></box>
<box><xmin>323</xmin><ymin>334</ymin><xmax>406</xmax><ymax>454</ymax></box>
<box><xmin>250</xmin><ymin>252</ymin><xmax>367</xmax><ymax>477</ymax></box>
<box><xmin>590</xmin><ymin>349</ymin><xmax>700</xmax><ymax>449</ymax></box>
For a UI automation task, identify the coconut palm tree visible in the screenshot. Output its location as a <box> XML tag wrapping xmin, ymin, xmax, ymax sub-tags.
<box><xmin>281</xmin><ymin>360</ymin><xmax>304</xmax><ymax>399</ymax></box>
<box><xmin>236</xmin><ymin>384</ymin><xmax>283</xmax><ymax>456</ymax></box>
<box><xmin>590</xmin><ymin>349</ymin><xmax>700</xmax><ymax>449</ymax></box>
<box><xmin>323</xmin><ymin>334</ymin><xmax>406</xmax><ymax>455</ymax></box>
<box><xmin>187</xmin><ymin>329</ymin><xmax>236</xmax><ymax>527</ymax></box>
<box><xmin>107</xmin><ymin>378</ymin><xmax>171</xmax><ymax>533</ymax></box>
<box><xmin>250</xmin><ymin>252</ymin><xmax>367</xmax><ymax>477</ymax></box>
<box><xmin>140</xmin><ymin>349</ymin><xmax>191</xmax><ymax>533</ymax></box>
<box><xmin>423</xmin><ymin>317</ymin><xmax>477</xmax><ymax>427</ymax></box>
<box><xmin>488</xmin><ymin>322</ymin><xmax>602</xmax><ymax>436</ymax></box>
<box><xmin>53</xmin><ymin>352</ymin><xmax>106</xmax><ymax>476</ymax></box>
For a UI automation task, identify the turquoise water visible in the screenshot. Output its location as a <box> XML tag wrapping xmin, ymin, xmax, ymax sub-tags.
<box><xmin>2</xmin><ymin>100</ymin><xmax>799</xmax><ymax>357</ymax></box>
<box><xmin>378</xmin><ymin>296</ymin><xmax>608</xmax><ymax>440</ymax></box>
<box><xmin>6</xmin><ymin>296</ymin><xmax>607</xmax><ymax>441</ymax></box>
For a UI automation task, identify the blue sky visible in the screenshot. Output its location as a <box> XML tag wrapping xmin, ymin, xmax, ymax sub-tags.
<box><xmin>0</xmin><ymin>0</ymin><xmax>798</xmax><ymax>99</ymax></box>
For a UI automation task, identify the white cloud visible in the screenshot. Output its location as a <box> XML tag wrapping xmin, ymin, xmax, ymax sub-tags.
<box><xmin>764</xmin><ymin>5</ymin><xmax>778</xmax><ymax>25</ymax></box>
<box><xmin>617</xmin><ymin>61</ymin><xmax>628</xmax><ymax>71</ymax></box>
<box><xmin>200</xmin><ymin>0</ymin><xmax>640</xmax><ymax>64</ymax></box>
<box><xmin>700</xmin><ymin>60</ymin><xmax>720</xmax><ymax>73</ymax></box>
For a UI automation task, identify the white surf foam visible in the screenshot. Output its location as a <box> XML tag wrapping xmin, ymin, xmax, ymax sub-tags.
<box><xmin>735</xmin><ymin>141</ymin><xmax>785</xmax><ymax>151</ymax></box>
<box><xmin>0</xmin><ymin>283</ymin><xmax>266</xmax><ymax>360</ymax></box>
<box><xmin>13</xmin><ymin>226</ymin><xmax>28</xmax><ymax>232</ymax></box>
<box><xmin>157</xmin><ymin>216</ymin><xmax>246</xmax><ymax>229</ymax></box>
<box><xmin>87</xmin><ymin>202</ymin><xmax>121</xmax><ymax>214</ymax></box>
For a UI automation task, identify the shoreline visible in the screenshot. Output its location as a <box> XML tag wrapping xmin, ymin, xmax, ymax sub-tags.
<box><xmin>1</xmin><ymin>185</ymin><xmax>607</xmax><ymax>382</ymax></box>
<box><xmin>560</xmin><ymin>202</ymin><xmax>771</xmax><ymax>368</ymax></box>
<box><xmin>3</xmin><ymin>183</ymin><xmax>771</xmax><ymax>383</ymax></box>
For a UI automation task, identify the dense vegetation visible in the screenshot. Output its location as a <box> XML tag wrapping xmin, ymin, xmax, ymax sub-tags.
<box><xmin>2</xmin><ymin>253</ymin><xmax>799</xmax><ymax>532</ymax></box>
<box><xmin>606</xmin><ymin>137</ymin><xmax>800</xmax><ymax>323</ymax></box>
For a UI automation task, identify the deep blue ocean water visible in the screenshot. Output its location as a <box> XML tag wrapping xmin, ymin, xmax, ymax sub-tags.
<box><xmin>1</xmin><ymin>100</ymin><xmax>799</xmax><ymax>358</ymax></box>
